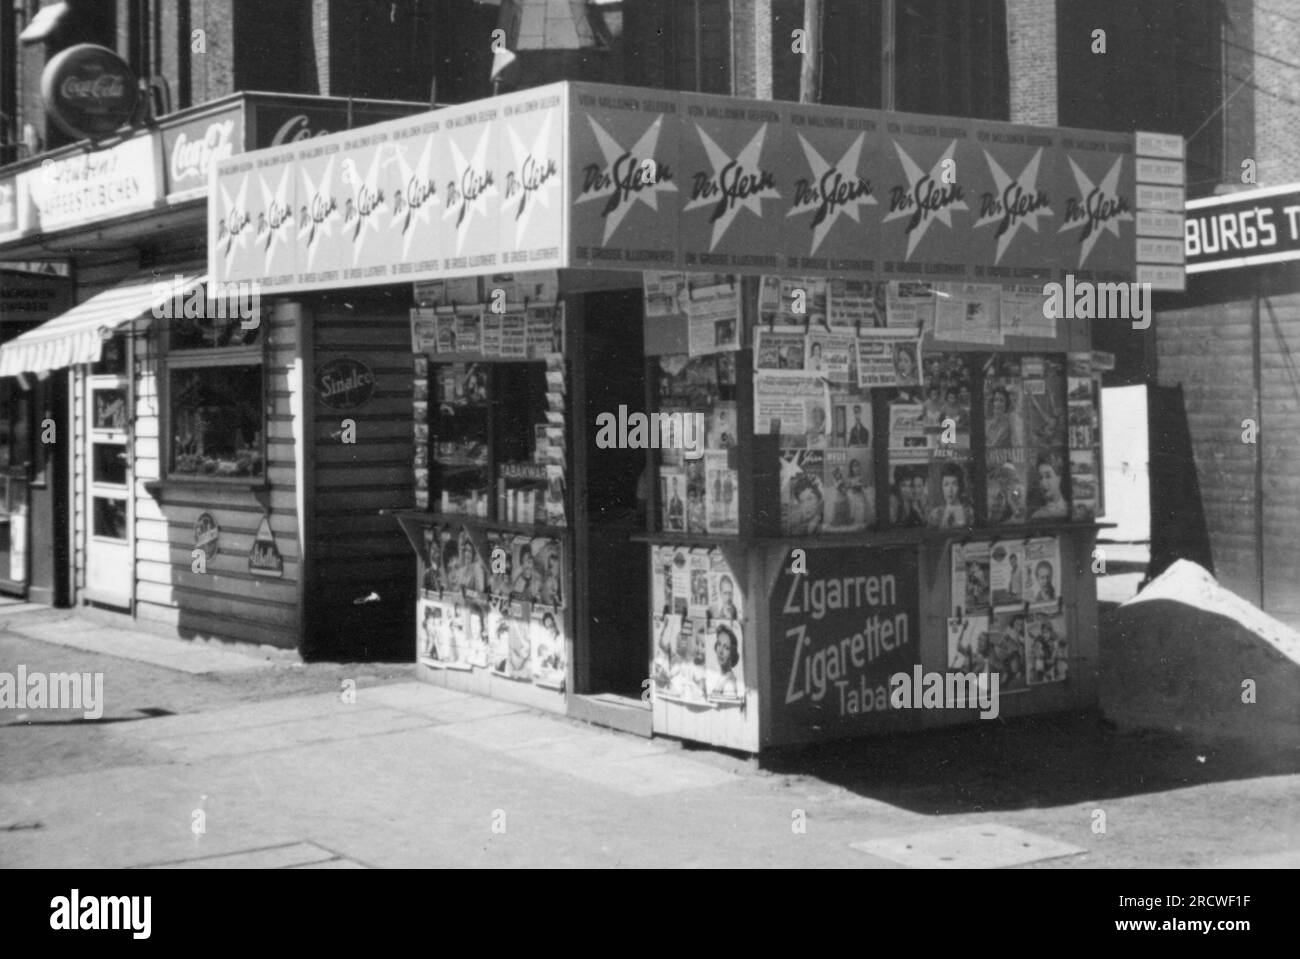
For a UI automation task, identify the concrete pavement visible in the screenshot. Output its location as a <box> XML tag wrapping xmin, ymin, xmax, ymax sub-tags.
<box><xmin>2</xmin><ymin>610</ymin><xmax>1298</xmax><ymax>868</ymax></box>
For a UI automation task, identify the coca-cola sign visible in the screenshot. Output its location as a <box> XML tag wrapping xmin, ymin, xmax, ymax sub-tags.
<box><xmin>162</xmin><ymin>109</ymin><xmax>244</xmax><ymax>196</ymax></box>
<box><xmin>41</xmin><ymin>44</ymin><xmax>139</xmax><ymax>140</ymax></box>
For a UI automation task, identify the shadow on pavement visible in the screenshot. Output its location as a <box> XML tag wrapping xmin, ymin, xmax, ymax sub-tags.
<box><xmin>759</xmin><ymin>711</ymin><xmax>1300</xmax><ymax>814</ymax></box>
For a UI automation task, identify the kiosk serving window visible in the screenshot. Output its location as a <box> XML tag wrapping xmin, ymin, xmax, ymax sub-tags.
<box><xmin>163</xmin><ymin>315</ymin><xmax>266</xmax><ymax>481</ymax></box>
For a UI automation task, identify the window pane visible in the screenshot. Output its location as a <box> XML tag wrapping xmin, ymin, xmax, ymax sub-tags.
<box><xmin>93</xmin><ymin>444</ymin><xmax>128</xmax><ymax>486</ymax></box>
<box><xmin>93</xmin><ymin>497</ymin><xmax>128</xmax><ymax>540</ymax></box>
<box><xmin>170</xmin><ymin>365</ymin><xmax>265</xmax><ymax>478</ymax></box>
<box><xmin>93</xmin><ymin>389</ymin><xmax>128</xmax><ymax>431</ymax></box>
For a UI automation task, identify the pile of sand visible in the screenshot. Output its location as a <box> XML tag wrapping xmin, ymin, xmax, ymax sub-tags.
<box><xmin>1100</xmin><ymin>560</ymin><xmax>1300</xmax><ymax>748</ymax></box>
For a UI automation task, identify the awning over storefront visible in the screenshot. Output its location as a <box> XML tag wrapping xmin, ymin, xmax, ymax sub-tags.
<box><xmin>0</xmin><ymin>270</ymin><xmax>203</xmax><ymax>376</ymax></box>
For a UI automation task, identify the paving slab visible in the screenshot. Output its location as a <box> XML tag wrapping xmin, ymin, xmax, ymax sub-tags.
<box><xmin>851</xmin><ymin>823</ymin><xmax>1085</xmax><ymax>868</ymax></box>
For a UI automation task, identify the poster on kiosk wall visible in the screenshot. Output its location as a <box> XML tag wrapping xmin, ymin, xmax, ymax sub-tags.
<box><xmin>769</xmin><ymin>547</ymin><xmax>920</xmax><ymax>740</ymax></box>
<box><xmin>210</xmin><ymin>81</ymin><xmax>1138</xmax><ymax>292</ymax></box>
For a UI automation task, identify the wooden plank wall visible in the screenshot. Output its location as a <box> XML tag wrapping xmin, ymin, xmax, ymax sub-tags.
<box><xmin>130</xmin><ymin>292</ymin><xmax>303</xmax><ymax>648</ymax></box>
<box><xmin>305</xmin><ymin>298</ymin><xmax>415</xmax><ymax>660</ymax></box>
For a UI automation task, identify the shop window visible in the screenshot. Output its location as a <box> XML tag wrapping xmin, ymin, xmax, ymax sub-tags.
<box><xmin>164</xmin><ymin>315</ymin><xmax>266</xmax><ymax>482</ymax></box>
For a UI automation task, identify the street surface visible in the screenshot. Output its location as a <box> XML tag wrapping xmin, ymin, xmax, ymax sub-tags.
<box><xmin>2</xmin><ymin>606</ymin><xmax>1297</xmax><ymax>869</ymax></box>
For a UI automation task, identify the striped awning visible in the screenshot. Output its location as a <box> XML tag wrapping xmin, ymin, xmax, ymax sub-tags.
<box><xmin>0</xmin><ymin>270</ymin><xmax>204</xmax><ymax>377</ymax></box>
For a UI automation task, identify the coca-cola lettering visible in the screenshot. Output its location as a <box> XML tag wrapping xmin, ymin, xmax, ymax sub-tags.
<box><xmin>41</xmin><ymin>44</ymin><xmax>139</xmax><ymax>140</ymax></box>
<box><xmin>271</xmin><ymin>115</ymin><xmax>330</xmax><ymax>147</ymax></box>
<box><xmin>171</xmin><ymin>120</ymin><xmax>236</xmax><ymax>183</ymax></box>
<box><xmin>690</xmin><ymin>161</ymin><xmax>777</xmax><ymax>224</ymax></box>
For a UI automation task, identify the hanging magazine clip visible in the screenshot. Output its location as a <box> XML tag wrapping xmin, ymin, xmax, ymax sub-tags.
<box><xmin>524</xmin><ymin>295</ymin><xmax>531</xmax><ymax>310</ymax></box>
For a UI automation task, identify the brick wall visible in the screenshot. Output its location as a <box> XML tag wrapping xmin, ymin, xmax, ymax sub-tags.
<box><xmin>1252</xmin><ymin>5</ymin><xmax>1300</xmax><ymax>188</ymax></box>
<box><xmin>1006</xmin><ymin>0</ymin><xmax>1056</xmax><ymax>125</ymax></box>
<box><xmin>1156</xmin><ymin>290</ymin><xmax>1261</xmax><ymax>606</ymax></box>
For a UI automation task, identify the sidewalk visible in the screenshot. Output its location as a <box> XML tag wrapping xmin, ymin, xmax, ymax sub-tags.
<box><xmin>2</xmin><ymin>613</ymin><xmax>1298</xmax><ymax>868</ymax></box>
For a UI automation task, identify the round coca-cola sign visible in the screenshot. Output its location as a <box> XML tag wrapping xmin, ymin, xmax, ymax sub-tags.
<box><xmin>41</xmin><ymin>44</ymin><xmax>139</xmax><ymax>140</ymax></box>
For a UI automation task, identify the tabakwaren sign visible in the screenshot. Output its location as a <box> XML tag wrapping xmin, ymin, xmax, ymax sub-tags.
<box><xmin>209</xmin><ymin>81</ymin><xmax>1140</xmax><ymax>292</ymax></box>
<box><xmin>1184</xmin><ymin>183</ymin><xmax>1300</xmax><ymax>274</ymax></box>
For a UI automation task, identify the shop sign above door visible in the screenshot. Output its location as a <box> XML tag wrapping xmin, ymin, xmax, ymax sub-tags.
<box><xmin>41</xmin><ymin>44</ymin><xmax>139</xmax><ymax>141</ymax></box>
<box><xmin>210</xmin><ymin>82</ymin><xmax>1140</xmax><ymax>293</ymax></box>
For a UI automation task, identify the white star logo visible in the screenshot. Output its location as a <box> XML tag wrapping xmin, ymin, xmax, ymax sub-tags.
<box><xmin>506</xmin><ymin>111</ymin><xmax>559</xmax><ymax>246</ymax></box>
<box><xmin>575</xmin><ymin>114</ymin><xmax>677</xmax><ymax>244</ymax></box>
<box><xmin>299</xmin><ymin>157</ymin><xmax>338</xmax><ymax>271</ymax></box>
<box><xmin>882</xmin><ymin>140</ymin><xmax>968</xmax><ymax>259</ymax></box>
<box><xmin>683</xmin><ymin>124</ymin><xmax>780</xmax><ymax>251</ymax></box>
<box><xmin>1058</xmin><ymin>155</ymin><xmax>1132</xmax><ymax>267</ymax></box>
<box><xmin>393</xmin><ymin>138</ymin><xmax>437</xmax><ymax>260</ymax></box>
<box><xmin>258</xmin><ymin>166</ymin><xmax>293</xmax><ymax>273</ymax></box>
<box><xmin>786</xmin><ymin>132</ymin><xmax>877</xmax><ymax>255</ymax></box>
<box><xmin>443</xmin><ymin>126</ymin><xmax>498</xmax><ymax>255</ymax></box>
<box><xmin>974</xmin><ymin>149</ymin><xmax>1052</xmax><ymax>264</ymax></box>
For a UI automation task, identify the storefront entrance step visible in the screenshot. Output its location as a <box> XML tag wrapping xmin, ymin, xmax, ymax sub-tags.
<box><xmin>568</xmin><ymin>693</ymin><xmax>653</xmax><ymax>738</ymax></box>
<box><xmin>135</xmin><ymin>840</ymin><xmax>364</xmax><ymax>869</ymax></box>
<box><xmin>10</xmin><ymin>618</ymin><xmax>273</xmax><ymax>674</ymax></box>
<box><xmin>850</xmin><ymin>824</ymin><xmax>1084</xmax><ymax>869</ymax></box>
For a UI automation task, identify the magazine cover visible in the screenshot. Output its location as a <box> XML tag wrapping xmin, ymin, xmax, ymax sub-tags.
<box><xmin>1070</xmin><ymin>449</ymin><xmax>1099</xmax><ymax>522</ymax></box>
<box><xmin>706</xmin><ymin>401</ymin><xmax>738</xmax><ymax>448</ymax></box>
<box><xmin>671</xmin><ymin>547</ymin><xmax>690</xmax><ymax>616</ymax></box>
<box><xmin>704</xmin><ymin>450</ymin><xmax>739</xmax><ymax>534</ymax></box>
<box><xmin>887</xmin><ymin>449</ymin><xmax>931</xmax><ymax>528</ymax></box>
<box><xmin>989</xmin><ymin>540</ymin><xmax>1028</xmax><ymax>607</ymax></box>
<box><xmin>707</xmin><ymin>551</ymin><xmax>742</xmax><ymax>620</ymax></box>
<box><xmin>828</xmin><ymin>277</ymin><xmax>886</xmax><ymax>329</ymax></box>
<box><xmin>530</xmin><ymin>537</ymin><xmax>563</xmax><ymax>607</ymax></box>
<box><xmin>779</xmin><ymin>447</ymin><xmax>826</xmax><ymax>535</ymax></box>
<box><xmin>986</xmin><ymin>609</ymin><xmax>1031</xmax><ymax>692</ymax></box>
<box><xmin>464</xmin><ymin>603</ymin><xmax>490</xmax><ymax>669</ymax></box>
<box><xmin>1027</xmin><ymin>608</ymin><xmax>1069</xmax><ymax>684</ymax></box>
<box><xmin>759</xmin><ymin>275</ymin><xmax>827</xmax><ymax>327</ymax></box>
<box><xmin>830</xmin><ymin>395</ymin><xmax>872</xmax><ymax>448</ymax></box>
<box><xmin>1024</xmin><ymin>537</ymin><xmax>1062</xmax><ymax>605</ymax></box>
<box><xmin>688</xmin><ymin>548</ymin><xmax>711</xmax><ymax>619</ymax></box>
<box><xmin>530</xmin><ymin>607</ymin><xmax>566</xmax><ymax>689</ymax></box>
<box><xmin>921</xmin><ymin>352</ymin><xmax>973</xmax><ymax>449</ymax></box>
<box><xmin>855</xmin><ymin>332</ymin><xmax>921</xmax><ymax>388</ymax></box>
<box><xmin>823</xmin><ymin>446</ymin><xmax>874</xmax><ymax>532</ymax></box>
<box><xmin>684</xmin><ymin>457</ymin><xmax>708</xmax><ymax>534</ymax></box>
<box><xmin>983</xmin><ymin>355</ymin><xmax>1027</xmax><ymax>451</ymax></box>
<box><xmin>487</xmin><ymin>605</ymin><xmax>510</xmax><ymax>674</ymax></box>
<box><xmin>805</xmin><ymin>331</ymin><xmax>855</xmax><ymax>385</ymax></box>
<box><xmin>925</xmin><ymin>455</ymin><xmax>975</xmax><ymax>528</ymax></box>
<box><xmin>651</xmin><ymin>612</ymin><xmax>682</xmax><ymax>696</ymax></box>
<box><xmin>952</xmin><ymin>540</ymin><xmax>992</xmax><ymax>615</ymax></box>
<box><xmin>704</xmin><ymin>620</ymin><xmax>744</xmax><ymax>703</ymax></box>
<box><xmin>986</xmin><ymin>453</ymin><xmax>1030</xmax><ymax>525</ymax></box>
<box><xmin>1025</xmin><ymin>448</ymin><xmax>1070</xmax><ymax>521</ymax></box>
<box><xmin>1021</xmin><ymin>354</ymin><xmax>1066</xmax><ymax>449</ymax></box>
<box><xmin>417</xmin><ymin>598</ymin><xmax>449</xmax><ymax>665</ymax></box>
<box><xmin>503</xmin><ymin>611</ymin><xmax>533</xmax><ymax>681</ymax></box>
<box><xmin>652</xmin><ymin>615</ymin><xmax>709</xmax><ymax>704</ymax></box>
<box><xmin>754</xmin><ymin>329</ymin><xmax>808</xmax><ymax>370</ymax></box>
<box><xmin>947</xmin><ymin>614</ymin><xmax>991</xmax><ymax>674</ymax></box>
<box><xmin>753</xmin><ymin>369</ymin><xmax>832</xmax><ymax>446</ymax></box>
<box><xmin>509</xmin><ymin>535</ymin><xmax>538</xmax><ymax>601</ymax></box>
<box><xmin>659</xmin><ymin>466</ymin><xmax>686</xmax><ymax>532</ymax></box>
<box><xmin>486</xmin><ymin>531</ymin><xmax>511</xmax><ymax>600</ymax></box>
<box><xmin>421</xmin><ymin>524</ymin><xmax>448</xmax><ymax>595</ymax></box>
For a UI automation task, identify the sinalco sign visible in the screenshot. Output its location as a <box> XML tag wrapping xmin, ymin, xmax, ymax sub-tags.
<box><xmin>316</xmin><ymin>357</ymin><xmax>376</xmax><ymax>410</ymax></box>
<box><xmin>41</xmin><ymin>44</ymin><xmax>139</xmax><ymax>140</ymax></box>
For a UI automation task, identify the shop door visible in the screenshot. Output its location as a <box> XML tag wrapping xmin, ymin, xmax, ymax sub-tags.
<box><xmin>84</xmin><ymin>335</ymin><xmax>133</xmax><ymax>608</ymax></box>
<box><xmin>578</xmin><ymin>290</ymin><xmax>649</xmax><ymax>698</ymax></box>
<box><xmin>0</xmin><ymin>381</ymin><xmax>32</xmax><ymax>595</ymax></box>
